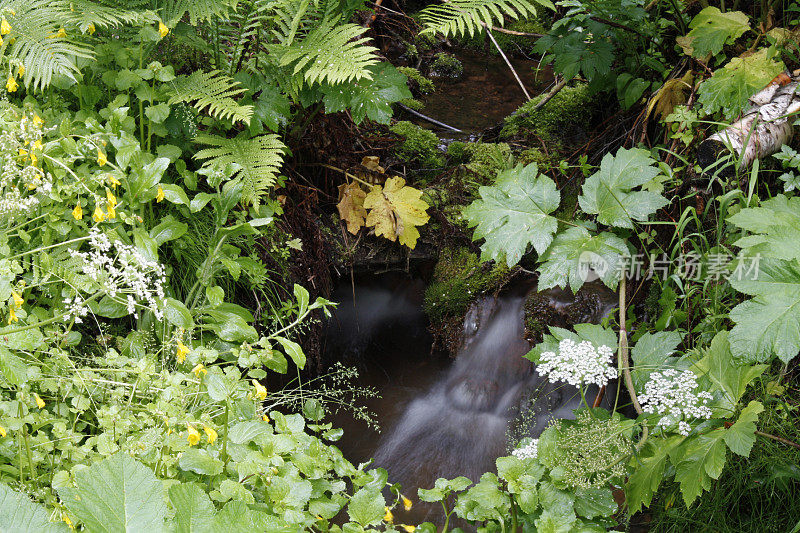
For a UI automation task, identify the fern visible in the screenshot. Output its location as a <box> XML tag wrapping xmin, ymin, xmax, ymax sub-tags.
<box><xmin>277</xmin><ymin>21</ymin><xmax>378</xmax><ymax>85</ymax></box>
<box><xmin>157</xmin><ymin>0</ymin><xmax>236</xmax><ymax>25</ymax></box>
<box><xmin>194</xmin><ymin>133</ymin><xmax>286</xmax><ymax>207</ymax></box>
<box><xmin>55</xmin><ymin>0</ymin><xmax>152</xmax><ymax>33</ymax></box>
<box><xmin>167</xmin><ymin>71</ymin><xmax>253</xmax><ymax>125</ymax></box>
<box><xmin>419</xmin><ymin>0</ymin><xmax>550</xmax><ymax>38</ymax></box>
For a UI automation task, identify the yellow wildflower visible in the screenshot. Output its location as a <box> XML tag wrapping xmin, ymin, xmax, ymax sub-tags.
<box><xmin>32</xmin><ymin>139</ymin><xmax>41</xmax><ymax>150</ymax></box>
<box><xmin>203</xmin><ymin>424</ymin><xmax>217</xmax><ymax>444</ymax></box>
<box><xmin>11</xmin><ymin>291</ymin><xmax>23</xmax><ymax>309</ymax></box>
<box><xmin>72</xmin><ymin>204</ymin><xmax>82</xmax><ymax>220</ymax></box>
<box><xmin>92</xmin><ymin>205</ymin><xmax>105</xmax><ymax>223</ymax></box>
<box><xmin>17</xmin><ymin>64</ymin><xmax>23</xmax><ymax>77</ymax></box>
<box><xmin>0</xmin><ymin>37</ymin><xmax>3</xmax><ymax>47</ymax></box>
<box><xmin>86</xmin><ymin>23</ymin><xmax>95</xmax><ymax>35</ymax></box>
<box><xmin>401</xmin><ymin>526</ymin><xmax>415</xmax><ymax>532</ymax></box>
<box><xmin>186</xmin><ymin>424</ymin><xmax>200</xmax><ymax>446</ymax></box>
<box><xmin>176</xmin><ymin>340</ymin><xmax>190</xmax><ymax>363</ymax></box>
<box><xmin>0</xmin><ymin>425</ymin><xmax>6</xmax><ymax>438</ymax></box>
<box><xmin>62</xmin><ymin>513</ymin><xmax>74</xmax><ymax>530</ymax></box>
<box><xmin>106</xmin><ymin>189</ymin><xmax>117</xmax><ymax>218</ymax></box>
<box><xmin>7</xmin><ymin>307</ymin><xmax>17</xmax><ymax>324</ymax></box>
<box><xmin>29</xmin><ymin>151</ymin><xmax>36</xmax><ymax>167</ymax></box>
<box><xmin>6</xmin><ymin>75</ymin><xmax>17</xmax><ymax>92</ymax></box>
<box><xmin>106</xmin><ymin>201</ymin><xmax>115</xmax><ymax>219</ymax></box>
<box><xmin>262</xmin><ymin>414</ymin><xmax>270</xmax><ymax>422</ymax></box>
<box><xmin>97</xmin><ymin>148</ymin><xmax>107</xmax><ymax>166</ymax></box>
<box><xmin>156</xmin><ymin>185</ymin><xmax>164</xmax><ymax>202</ymax></box>
<box><xmin>18</xmin><ymin>148</ymin><xmax>26</xmax><ymax>157</ymax></box>
<box><xmin>32</xmin><ymin>114</ymin><xmax>43</xmax><ymax>127</ymax></box>
<box><xmin>252</xmin><ymin>379</ymin><xmax>267</xmax><ymax>401</ymax></box>
<box><xmin>158</xmin><ymin>21</ymin><xmax>169</xmax><ymax>38</ymax></box>
<box><xmin>402</xmin><ymin>496</ymin><xmax>412</xmax><ymax>511</ymax></box>
<box><xmin>384</xmin><ymin>507</ymin><xmax>393</xmax><ymax>524</ymax></box>
<box><xmin>34</xmin><ymin>393</ymin><xmax>44</xmax><ymax>409</ymax></box>
<box><xmin>192</xmin><ymin>363</ymin><xmax>207</xmax><ymax>377</ymax></box>
<box><xmin>108</xmin><ymin>174</ymin><xmax>121</xmax><ymax>189</ymax></box>
<box><xmin>0</xmin><ymin>18</ymin><xmax>10</xmax><ymax>35</ymax></box>
<box><xmin>54</xmin><ymin>28</ymin><xmax>66</xmax><ymax>38</ymax></box>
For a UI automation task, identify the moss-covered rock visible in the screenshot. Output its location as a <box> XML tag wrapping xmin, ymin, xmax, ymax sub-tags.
<box><xmin>501</xmin><ymin>83</ymin><xmax>593</xmax><ymax>143</ymax></box>
<box><xmin>390</xmin><ymin>120</ymin><xmax>445</xmax><ymax>168</ymax></box>
<box><xmin>462</xmin><ymin>142</ymin><xmax>513</xmax><ymax>183</ymax></box>
<box><xmin>430</xmin><ymin>53</ymin><xmax>463</xmax><ymax>78</ymax></box>
<box><xmin>398</xmin><ymin>66</ymin><xmax>435</xmax><ymax>94</ymax></box>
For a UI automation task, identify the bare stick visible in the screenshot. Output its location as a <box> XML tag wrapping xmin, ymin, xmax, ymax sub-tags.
<box><xmin>532</xmin><ymin>77</ymin><xmax>569</xmax><ymax>112</ymax></box>
<box><xmin>486</xmin><ymin>28</ymin><xmax>531</xmax><ymax>100</ymax></box>
<box><xmin>397</xmin><ymin>103</ymin><xmax>464</xmax><ymax>133</ymax></box>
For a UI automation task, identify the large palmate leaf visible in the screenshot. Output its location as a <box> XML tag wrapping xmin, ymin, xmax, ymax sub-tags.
<box><xmin>683</xmin><ymin>7</ymin><xmax>750</xmax><ymax>58</ymax></box>
<box><xmin>728</xmin><ymin>293</ymin><xmax>800</xmax><ymax>364</ymax></box>
<box><xmin>0</xmin><ymin>482</ymin><xmax>67</xmax><ymax>532</ymax></box>
<box><xmin>536</xmin><ymin>226</ymin><xmax>629</xmax><ymax>291</ymax></box>
<box><xmin>625</xmin><ymin>437</ymin><xmax>682</xmax><ymax>514</ymax></box>
<box><xmin>322</xmin><ymin>63</ymin><xmax>411</xmax><ymax>124</ymax></box>
<box><xmin>672</xmin><ymin>431</ymin><xmax>727</xmax><ymax>506</ymax></box>
<box><xmin>697</xmin><ymin>48</ymin><xmax>784</xmax><ymax>119</ymax></box>
<box><xmin>168</xmin><ymin>483</ymin><xmax>216</xmax><ymax>533</ymax></box>
<box><xmin>363</xmin><ymin>177</ymin><xmax>429</xmax><ymax>249</ymax></box>
<box><xmin>463</xmin><ymin>163</ymin><xmax>560</xmax><ymax>267</ymax></box>
<box><xmin>58</xmin><ymin>453</ymin><xmax>167</xmax><ymax>532</ymax></box>
<box><xmin>723</xmin><ymin>400</ymin><xmax>764</xmax><ymax>457</ymax></box>
<box><xmin>578</xmin><ymin>147</ymin><xmax>668</xmax><ymax>229</ymax></box>
<box><xmin>630</xmin><ymin>331</ymin><xmax>683</xmax><ymax>390</ymax></box>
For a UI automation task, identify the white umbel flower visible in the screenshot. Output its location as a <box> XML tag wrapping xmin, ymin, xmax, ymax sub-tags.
<box><xmin>512</xmin><ymin>439</ymin><xmax>538</xmax><ymax>460</ymax></box>
<box><xmin>536</xmin><ymin>338</ymin><xmax>618</xmax><ymax>387</ymax></box>
<box><xmin>639</xmin><ymin>368</ymin><xmax>713</xmax><ymax>436</ymax></box>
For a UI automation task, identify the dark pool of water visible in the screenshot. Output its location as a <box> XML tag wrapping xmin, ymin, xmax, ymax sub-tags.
<box><xmin>411</xmin><ymin>50</ymin><xmax>552</xmax><ymax>139</ymax></box>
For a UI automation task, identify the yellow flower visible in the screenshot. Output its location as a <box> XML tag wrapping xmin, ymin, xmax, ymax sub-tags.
<box><xmin>176</xmin><ymin>340</ymin><xmax>190</xmax><ymax>363</ymax></box>
<box><xmin>400</xmin><ymin>526</ymin><xmax>415</xmax><ymax>532</ymax></box>
<box><xmin>86</xmin><ymin>23</ymin><xmax>95</xmax><ymax>35</ymax></box>
<box><xmin>54</xmin><ymin>28</ymin><xmax>66</xmax><ymax>38</ymax></box>
<box><xmin>402</xmin><ymin>496</ymin><xmax>412</xmax><ymax>511</ymax></box>
<box><xmin>18</xmin><ymin>148</ymin><xmax>26</xmax><ymax>157</ymax></box>
<box><xmin>7</xmin><ymin>307</ymin><xmax>17</xmax><ymax>324</ymax></box>
<box><xmin>34</xmin><ymin>393</ymin><xmax>44</xmax><ymax>409</ymax></box>
<box><xmin>32</xmin><ymin>114</ymin><xmax>43</xmax><ymax>127</ymax></box>
<box><xmin>106</xmin><ymin>189</ymin><xmax>116</xmax><ymax>207</ymax></box>
<box><xmin>158</xmin><ymin>21</ymin><xmax>169</xmax><ymax>38</ymax></box>
<box><xmin>203</xmin><ymin>424</ymin><xmax>217</xmax><ymax>444</ymax></box>
<box><xmin>383</xmin><ymin>507</ymin><xmax>393</xmax><ymax>524</ymax></box>
<box><xmin>5</xmin><ymin>75</ymin><xmax>17</xmax><ymax>92</ymax></box>
<box><xmin>97</xmin><ymin>148</ymin><xmax>107</xmax><ymax>166</ymax></box>
<box><xmin>262</xmin><ymin>414</ymin><xmax>270</xmax><ymax>422</ymax></box>
<box><xmin>29</xmin><ymin>151</ymin><xmax>37</xmax><ymax>167</ymax></box>
<box><xmin>186</xmin><ymin>424</ymin><xmax>200</xmax><ymax>446</ymax></box>
<box><xmin>192</xmin><ymin>363</ymin><xmax>207</xmax><ymax>377</ymax></box>
<box><xmin>92</xmin><ymin>205</ymin><xmax>105</xmax><ymax>223</ymax></box>
<box><xmin>32</xmin><ymin>139</ymin><xmax>41</xmax><ymax>150</ymax></box>
<box><xmin>16</xmin><ymin>65</ymin><xmax>24</xmax><ymax>78</ymax></box>
<box><xmin>0</xmin><ymin>18</ymin><xmax>10</xmax><ymax>35</ymax></box>
<box><xmin>62</xmin><ymin>512</ymin><xmax>74</xmax><ymax>530</ymax></box>
<box><xmin>108</xmin><ymin>174</ymin><xmax>121</xmax><ymax>189</ymax></box>
<box><xmin>0</xmin><ymin>425</ymin><xmax>6</xmax><ymax>438</ymax></box>
<box><xmin>156</xmin><ymin>185</ymin><xmax>164</xmax><ymax>202</ymax></box>
<box><xmin>106</xmin><ymin>201</ymin><xmax>115</xmax><ymax>219</ymax></box>
<box><xmin>11</xmin><ymin>291</ymin><xmax>23</xmax><ymax>309</ymax></box>
<box><xmin>252</xmin><ymin>379</ymin><xmax>267</xmax><ymax>401</ymax></box>
<box><xmin>72</xmin><ymin>204</ymin><xmax>82</xmax><ymax>220</ymax></box>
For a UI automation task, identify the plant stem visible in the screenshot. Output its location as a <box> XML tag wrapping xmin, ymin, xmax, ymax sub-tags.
<box><xmin>618</xmin><ymin>276</ymin><xmax>648</xmax><ymax>450</ymax></box>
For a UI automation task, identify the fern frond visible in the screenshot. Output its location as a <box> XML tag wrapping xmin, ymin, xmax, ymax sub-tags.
<box><xmin>167</xmin><ymin>71</ymin><xmax>253</xmax><ymax>125</ymax></box>
<box><xmin>194</xmin><ymin>133</ymin><xmax>286</xmax><ymax>207</ymax></box>
<box><xmin>1</xmin><ymin>0</ymin><xmax>95</xmax><ymax>91</ymax></box>
<box><xmin>159</xmin><ymin>0</ymin><xmax>238</xmax><ymax>25</ymax></box>
<box><xmin>278</xmin><ymin>21</ymin><xmax>378</xmax><ymax>85</ymax></box>
<box><xmin>419</xmin><ymin>0</ymin><xmax>550</xmax><ymax>38</ymax></box>
<box><xmin>53</xmin><ymin>0</ymin><xmax>152</xmax><ymax>34</ymax></box>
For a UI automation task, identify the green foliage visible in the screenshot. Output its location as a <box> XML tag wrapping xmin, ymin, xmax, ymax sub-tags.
<box><xmin>697</xmin><ymin>48</ymin><xmax>785</xmax><ymax>119</ymax></box>
<box><xmin>430</xmin><ymin>53</ymin><xmax>463</xmax><ymax>78</ymax></box>
<box><xmin>578</xmin><ymin>147</ymin><xmax>668</xmax><ymax>229</ymax></box>
<box><xmin>683</xmin><ymin>7</ymin><xmax>751</xmax><ymax>58</ymax></box>
<box><xmin>463</xmin><ymin>163</ymin><xmax>560</xmax><ymax>267</ymax></box>
<box><xmin>167</xmin><ymin>71</ymin><xmax>253</xmax><ymax>125</ymax></box>
<box><xmin>389</xmin><ymin>120</ymin><xmax>444</xmax><ymax>168</ymax></box>
<box><xmin>322</xmin><ymin>63</ymin><xmax>412</xmax><ymax>124</ymax></box>
<box><xmin>397</xmin><ymin>66</ymin><xmax>435</xmax><ymax>94</ymax></box>
<box><xmin>418</xmin><ymin>0</ymin><xmax>550</xmax><ymax>38</ymax></box>
<box><xmin>501</xmin><ymin>83</ymin><xmax>593</xmax><ymax>142</ymax></box>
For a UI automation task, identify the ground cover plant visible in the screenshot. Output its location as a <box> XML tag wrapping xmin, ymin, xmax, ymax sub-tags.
<box><xmin>0</xmin><ymin>0</ymin><xmax>798</xmax><ymax>531</ymax></box>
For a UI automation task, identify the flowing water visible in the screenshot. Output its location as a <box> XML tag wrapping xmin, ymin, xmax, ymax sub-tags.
<box><xmin>324</xmin><ymin>275</ymin><xmax>617</xmax><ymax>524</ymax></box>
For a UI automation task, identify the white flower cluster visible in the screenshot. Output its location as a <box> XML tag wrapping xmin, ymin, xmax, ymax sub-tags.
<box><xmin>62</xmin><ymin>295</ymin><xmax>90</xmax><ymax>324</ymax></box>
<box><xmin>512</xmin><ymin>439</ymin><xmax>538</xmax><ymax>460</ymax></box>
<box><xmin>639</xmin><ymin>369</ymin><xmax>713</xmax><ymax>436</ymax></box>
<box><xmin>75</xmin><ymin>229</ymin><xmax>167</xmax><ymax>319</ymax></box>
<box><xmin>536</xmin><ymin>338</ymin><xmax>618</xmax><ymax>387</ymax></box>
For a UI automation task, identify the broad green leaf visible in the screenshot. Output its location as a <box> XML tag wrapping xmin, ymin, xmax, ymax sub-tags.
<box><xmin>573</xmin><ymin>487</ymin><xmax>617</xmax><ymax>519</ymax></box>
<box><xmin>164</xmin><ymin>298</ymin><xmax>194</xmax><ymax>329</ymax></box>
<box><xmin>463</xmin><ymin>163</ymin><xmax>560</xmax><ymax>267</ymax></box>
<box><xmin>692</xmin><ymin>331</ymin><xmax>767</xmax><ymax>413</ymax></box>
<box><xmin>673</xmin><ymin>431</ymin><xmax>727</xmax><ymax>506</ymax></box>
<box><xmin>625</xmin><ymin>437</ymin><xmax>682</xmax><ymax>514</ymax></box>
<box><xmin>536</xmin><ymin>226</ymin><xmax>629</xmax><ymax>291</ymax></box>
<box><xmin>150</xmin><ymin>218</ymin><xmax>188</xmax><ymax>245</ymax></box>
<box><xmin>729</xmin><ymin>293</ymin><xmax>800</xmax><ymax>364</ymax></box>
<box><xmin>697</xmin><ymin>48</ymin><xmax>784</xmax><ymax>119</ymax></box>
<box><xmin>578</xmin><ymin>147</ymin><xmax>667</xmax><ymax>229</ymax></box>
<box><xmin>0</xmin><ymin>346</ymin><xmax>29</xmax><ymax>386</ymax></box>
<box><xmin>159</xmin><ymin>184</ymin><xmax>190</xmax><ymax>206</ymax></box>
<box><xmin>179</xmin><ymin>449</ymin><xmax>223</xmax><ymax>476</ymax></box>
<box><xmin>0</xmin><ymin>482</ymin><xmax>67</xmax><ymax>532</ymax></box>
<box><xmin>723</xmin><ymin>401</ymin><xmax>764</xmax><ymax>457</ymax></box>
<box><xmin>227</xmin><ymin>421</ymin><xmax>272</xmax><ymax>445</ymax></box>
<box><xmin>630</xmin><ymin>331</ymin><xmax>683</xmax><ymax>390</ymax></box>
<box><xmin>347</xmin><ymin>486</ymin><xmax>385</xmax><ymax>526</ymax></box>
<box><xmin>274</xmin><ymin>336</ymin><xmax>306</xmax><ymax>370</ymax></box>
<box><xmin>59</xmin><ymin>453</ymin><xmax>167</xmax><ymax>533</ymax></box>
<box><xmin>454</xmin><ymin>472</ymin><xmax>510</xmax><ymax>522</ymax></box>
<box><xmin>684</xmin><ymin>7</ymin><xmax>750</xmax><ymax>58</ymax></box>
<box><xmin>168</xmin><ymin>483</ymin><xmax>215</xmax><ymax>533</ymax></box>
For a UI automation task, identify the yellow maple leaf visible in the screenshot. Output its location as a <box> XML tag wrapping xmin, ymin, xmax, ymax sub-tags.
<box><xmin>363</xmin><ymin>177</ymin><xmax>429</xmax><ymax>249</ymax></box>
<box><xmin>337</xmin><ymin>182</ymin><xmax>367</xmax><ymax>235</ymax></box>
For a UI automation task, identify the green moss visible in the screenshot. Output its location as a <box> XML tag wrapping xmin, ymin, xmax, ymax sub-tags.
<box><xmin>430</xmin><ymin>53</ymin><xmax>463</xmax><ymax>78</ymax></box>
<box><xmin>398</xmin><ymin>66</ymin><xmax>435</xmax><ymax>94</ymax></box>
<box><xmin>501</xmin><ymin>83</ymin><xmax>593</xmax><ymax>143</ymax></box>
<box><xmin>463</xmin><ymin>142</ymin><xmax>513</xmax><ymax>183</ymax></box>
<box><xmin>423</xmin><ymin>247</ymin><xmax>510</xmax><ymax>324</ymax></box>
<box><xmin>398</xmin><ymin>98</ymin><xmax>425</xmax><ymax>111</ymax></box>
<box><xmin>390</xmin><ymin>120</ymin><xmax>445</xmax><ymax>168</ymax></box>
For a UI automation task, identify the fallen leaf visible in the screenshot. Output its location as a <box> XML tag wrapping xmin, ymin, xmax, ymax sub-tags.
<box><xmin>363</xmin><ymin>177</ymin><xmax>429</xmax><ymax>249</ymax></box>
<box><xmin>337</xmin><ymin>182</ymin><xmax>367</xmax><ymax>234</ymax></box>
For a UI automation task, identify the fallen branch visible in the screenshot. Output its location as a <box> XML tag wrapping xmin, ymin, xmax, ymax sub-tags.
<box><xmin>486</xmin><ymin>28</ymin><xmax>531</xmax><ymax>100</ymax></box>
<box><xmin>397</xmin><ymin>103</ymin><xmax>464</xmax><ymax>133</ymax></box>
<box><xmin>531</xmin><ymin>77</ymin><xmax>569</xmax><ymax>112</ymax></box>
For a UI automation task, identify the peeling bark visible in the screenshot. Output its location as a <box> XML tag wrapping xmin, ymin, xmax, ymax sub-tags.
<box><xmin>698</xmin><ymin>70</ymin><xmax>800</xmax><ymax>172</ymax></box>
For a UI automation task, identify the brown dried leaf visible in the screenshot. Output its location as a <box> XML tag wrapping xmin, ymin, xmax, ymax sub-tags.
<box><xmin>647</xmin><ymin>72</ymin><xmax>694</xmax><ymax>122</ymax></box>
<box><xmin>337</xmin><ymin>182</ymin><xmax>367</xmax><ymax>235</ymax></box>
